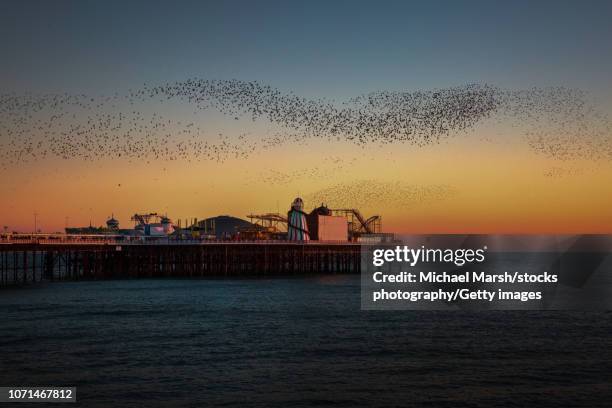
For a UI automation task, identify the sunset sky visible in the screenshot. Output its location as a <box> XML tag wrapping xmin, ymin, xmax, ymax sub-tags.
<box><xmin>1</xmin><ymin>0</ymin><xmax>612</xmax><ymax>233</ymax></box>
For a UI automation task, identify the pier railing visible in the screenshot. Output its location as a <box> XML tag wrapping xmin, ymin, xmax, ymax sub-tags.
<box><xmin>0</xmin><ymin>234</ymin><xmax>357</xmax><ymax>246</ymax></box>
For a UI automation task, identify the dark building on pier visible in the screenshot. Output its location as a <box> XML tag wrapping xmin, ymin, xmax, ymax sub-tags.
<box><xmin>196</xmin><ymin>215</ymin><xmax>254</xmax><ymax>239</ymax></box>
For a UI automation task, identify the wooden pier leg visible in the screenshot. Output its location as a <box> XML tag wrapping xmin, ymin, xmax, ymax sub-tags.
<box><xmin>23</xmin><ymin>251</ymin><xmax>27</xmax><ymax>284</ymax></box>
<box><xmin>44</xmin><ymin>251</ymin><xmax>54</xmax><ymax>281</ymax></box>
<box><xmin>225</xmin><ymin>246</ymin><xmax>228</xmax><ymax>276</ymax></box>
<box><xmin>33</xmin><ymin>250</ymin><xmax>37</xmax><ymax>283</ymax></box>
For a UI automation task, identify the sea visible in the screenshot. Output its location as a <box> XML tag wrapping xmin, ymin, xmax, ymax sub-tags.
<box><xmin>0</xmin><ymin>276</ymin><xmax>610</xmax><ymax>407</ymax></box>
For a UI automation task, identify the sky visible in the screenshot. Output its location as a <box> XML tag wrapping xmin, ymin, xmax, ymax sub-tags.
<box><xmin>1</xmin><ymin>0</ymin><xmax>612</xmax><ymax>233</ymax></box>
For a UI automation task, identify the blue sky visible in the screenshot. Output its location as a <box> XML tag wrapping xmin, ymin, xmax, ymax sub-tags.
<box><xmin>2</xmin><ymin>0</ymin><xmax>612</xmax><ymax>99</ymax></box>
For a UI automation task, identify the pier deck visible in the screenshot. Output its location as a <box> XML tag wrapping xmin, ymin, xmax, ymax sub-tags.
<box><xmin>0</xmin><ymin>241</ymin><xmax>362</xmax><ymax>286</ymax></box>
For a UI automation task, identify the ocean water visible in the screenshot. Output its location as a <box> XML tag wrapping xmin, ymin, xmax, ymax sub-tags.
<box><xmin>0</xmin><ymin>277</ymin><xmax>610</xmax><ymax>407</ymax></box>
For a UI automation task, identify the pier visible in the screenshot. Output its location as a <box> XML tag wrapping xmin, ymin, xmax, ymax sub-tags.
<box><xmin>0</xmin><ymin>240</ymin><xmax>362</xmax><ymax>287</ymax></box>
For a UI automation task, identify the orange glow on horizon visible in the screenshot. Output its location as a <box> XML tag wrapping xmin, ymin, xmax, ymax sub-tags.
<box><xmin>2</xmin><ymin>129</ymin><xmax>612</xmax><ymax>234</ymax></box>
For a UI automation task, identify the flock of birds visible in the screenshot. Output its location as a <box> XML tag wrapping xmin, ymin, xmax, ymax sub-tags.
<box><xmin>1</xmin><ymin>79</ymin><xmax>611</xmax><ymax>171</ymax></box>
<box><xmin>305</xmin><ymin>180</ymin><xmax>457</xmax><ymax>211</ymax></box>
<box><xmin>543</xmin><ymin>166</ymin><xmax>585</xmax><ymax>178</ymax></box>
<box><xmin>0</xmin><ymin>91</ymin><xmax>259</xmax><ymax>167</ymax></box>
<box><xmin>253</xmin><ymin>156</ymin><xmax>357</xmax><ymax>185</ymax></box>
<box><xmin>1</xmin><ymin>80</ymin><xmax>609</xmax><ymax>211</ymax></box>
